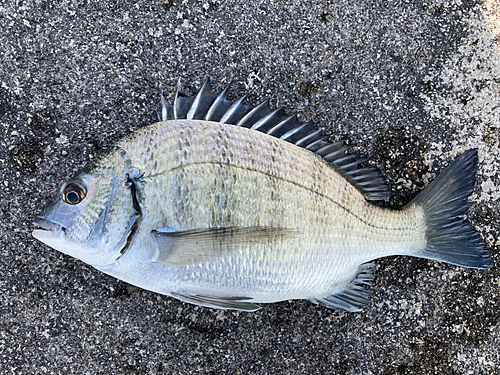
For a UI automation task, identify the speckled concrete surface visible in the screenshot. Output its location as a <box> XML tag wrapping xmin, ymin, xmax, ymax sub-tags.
<box><xmin>1</xmin><ymin>1</ymin><xmax>499</xmax><ymax>374</ymax></box>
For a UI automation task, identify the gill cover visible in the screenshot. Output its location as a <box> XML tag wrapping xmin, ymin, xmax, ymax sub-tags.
<box><xmin>33</xmin><ymin>149</ymin><xmax>142</xmax><ymax>267</ymax></box>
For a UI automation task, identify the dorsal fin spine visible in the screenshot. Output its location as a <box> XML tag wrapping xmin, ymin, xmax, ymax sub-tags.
<box><xmin>236</xmin><ymin>100</ymin><xmax>271</xmax><ymax>127</ymax></box>
<box><xmin>267</xmin><ymin>115</ymin><xmax>296</xmax><ymax>136</ymax></box>
<box><xmin>251</xmin><ymin>108</ymin><xmax>282</xmax><ymax>130</ymax></box>
<box><xmin>161</xmin><ymin>80</ymin><xmax>392</xmax><ymax>201</ymax></box>
<box><xmin>295</xmin><ymin>130</ymin><xmax>322</xmax><ymax>147</ymax></box>
<box><xmin>186</xmin><ymin>81</ymin><xmax>208</xmax><ymax>120</ymax></box>
<box><xmin>305</xmin><ymin>139</ymin><xmax>324</xmax><ymax>151</ymax></box>
<box><xmin>205</xmin><ymin>84</ymin><xmax>230</xmax><ymax>121</ymax></box>
<box><xmin>173</xmin><ymin>88</ymin><xmax>180</xmax><ymax>120</ymax></box>
<box><xmin>280</xmin><ymin>123</ymin><xmax>308</xmax><ymax>140</ymax></box>
<box><xmin>316</xmin><ymin>142</ymin><xmax>343</xmax><ymax>155</ymax></box>
<box><xmin>335</xmin><ymin>155</ymin><xmax>357</xmax><ymax>165</ymax></box>
<box><xmin>342</xmin><ymin>160</ymin><xmax>363</xmax><ymax>170</ymax></box>
<box><xmin>220</xmin><ymin>95</ymin><xmax>247</xmax><ymax>123</ymax></box>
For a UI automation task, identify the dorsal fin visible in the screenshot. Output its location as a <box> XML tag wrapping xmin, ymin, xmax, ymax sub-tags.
<box><xmin>160</xmin><ymin>80</ymin><xmax>391</xmax><ymax>200</ymax></box>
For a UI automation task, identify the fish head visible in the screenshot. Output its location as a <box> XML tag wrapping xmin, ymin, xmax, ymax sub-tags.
<box><xmin>33</xmin><ymin>150</ymin><xmax>140</xmax><ymax>267</ymax></box>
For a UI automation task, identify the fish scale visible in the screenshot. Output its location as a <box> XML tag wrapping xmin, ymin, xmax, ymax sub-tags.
<box><xmin>33</xmin><ymin>81</ymin><xmax>491</xmax><ymax>312</ymax></box>
<box><xmin>114</xmin><ymin>120</ymin><xmax>426</xmax><ymax>302</ymax></box>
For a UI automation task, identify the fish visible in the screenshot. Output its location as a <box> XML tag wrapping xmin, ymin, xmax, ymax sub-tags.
<box><xmin>32</xmin><ymin>80</ymin><xmax>492</xmax><ymax>312</ymax></box>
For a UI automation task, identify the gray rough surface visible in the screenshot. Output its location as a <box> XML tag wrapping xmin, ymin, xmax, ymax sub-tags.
<box><xmin>1</xmin><ymin>0</ymin><xmax>499</xmax><ymax>374</ymax></box>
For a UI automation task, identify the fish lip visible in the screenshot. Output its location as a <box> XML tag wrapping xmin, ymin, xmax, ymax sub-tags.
<box><xmin>33</xmin><ymin>217</ymin><xmax>65</xmax><ymax>233</ymax></box>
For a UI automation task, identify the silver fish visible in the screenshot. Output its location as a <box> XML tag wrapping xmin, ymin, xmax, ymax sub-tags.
<box><xmin>33</xmin><ymin>81</ymin><xmax>492</xmax><ymax>312</ymax></box>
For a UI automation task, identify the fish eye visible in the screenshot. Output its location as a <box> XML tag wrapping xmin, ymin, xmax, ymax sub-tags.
<box><xmin>63</xmin><ymin>180</ymin><xmax>87</xmax><ymax>205</ymax></box>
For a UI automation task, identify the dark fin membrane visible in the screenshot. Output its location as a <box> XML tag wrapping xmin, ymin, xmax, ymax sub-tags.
<box><xmin>160</xmin><ymin>80</ymin><xmax>391</xmax><ymax>200</ymax></box>
<box><xmin>205</xmin><ymin>85</ymin><xmax>234</xmax><ymax>122</ymax></box>
<box><xmin>173</xmin><ymin>90</ymin><xmax>194</xmax><ymax>120</ymax></box>
<box><xmin>312</xmin><ymin>263</ymin><xmax>377</xmax><ymax>312</ymax></box>
<box><xmin>409</xmin><ymin>150</ymin><xmax>492</xmax><ymax>269</ymax></box>
<box><xmin>170</xmin><ymin>292</ymin><xmax>261</xmax><ymax>312</ymax></box>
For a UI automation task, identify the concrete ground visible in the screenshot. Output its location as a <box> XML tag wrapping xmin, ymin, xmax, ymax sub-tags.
<box><xmin>0</xmin><ymin>0</ymin><xmax>499</xmax><ymax>374</ymax></box>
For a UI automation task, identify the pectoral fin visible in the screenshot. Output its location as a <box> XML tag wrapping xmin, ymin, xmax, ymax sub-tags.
<box><xmin>151</xmin><ymin>226</ymin><xmax>298</xmax><ymax>266</ymax></box>
<box><xmin>171</xmin><ymin>292</ymin><xmax>261</xmax><ymax>312</ymax></box>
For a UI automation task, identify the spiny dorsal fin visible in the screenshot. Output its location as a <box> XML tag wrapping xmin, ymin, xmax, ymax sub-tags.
<box><xmin>160</xmin><ymin>80</ymin><xmax>391</xmax><ymax>200</ymax></box>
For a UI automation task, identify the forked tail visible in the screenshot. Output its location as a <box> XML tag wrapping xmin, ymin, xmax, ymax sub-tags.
<box><xmin>408</xmin><ymin>149</ymin><xmax>492</xmax><ymax>269</ymax></box>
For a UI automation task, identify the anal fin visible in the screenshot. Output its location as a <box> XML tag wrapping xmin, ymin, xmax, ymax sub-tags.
<box><xmin>313</xmin><ymin>263</ymin><xmax>377</xmax><ymax>312</ymax></box>
<box><xmin>171</xmin><ymin>292</ymin><xmax>261</xmax><ymax>312</ymax></box>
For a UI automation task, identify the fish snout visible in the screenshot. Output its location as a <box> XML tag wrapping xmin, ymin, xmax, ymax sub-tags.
<box><xmin>33</xmin><ymin>216</ymin><xmax>65</xmax><ymax>234</ymax></box>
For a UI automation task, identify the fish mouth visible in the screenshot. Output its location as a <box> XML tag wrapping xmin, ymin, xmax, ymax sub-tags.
<box><xmin>33</xmin><ymin>217</ymin><xmax>65</xmax><ymax>233</ymax></box>
<box><xmin>32</xmin><ymin>215</ymin><xmax>121</xmax><ymax>267</ymax></box>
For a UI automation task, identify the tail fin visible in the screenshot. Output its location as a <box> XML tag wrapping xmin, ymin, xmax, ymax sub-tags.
<box><xmin>409</xmin><ymin>149</ymin><xmax>492</xmax><ymax>269</ymax></box>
